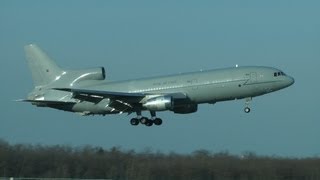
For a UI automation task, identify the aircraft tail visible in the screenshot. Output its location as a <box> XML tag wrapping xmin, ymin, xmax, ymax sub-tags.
<box><xmin>24</xmin><ymin>44</ymin><xmax>63</xmax><ymax>87</ymax></box>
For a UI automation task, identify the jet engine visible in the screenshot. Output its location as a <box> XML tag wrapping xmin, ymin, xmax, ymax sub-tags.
<box><xmin>67</xmin><ymin>67</ymin><xmax>106</xmax><ymax>86</ymax></box>
<box><xmin>143</xmin><ymin>96</ymin><xmax>173</xmax><ymax>111</ymax></box>
<box><xmin>73</xmin><ymin>67</ymin><xmax>106</xmax><ymax>81</ymax></box>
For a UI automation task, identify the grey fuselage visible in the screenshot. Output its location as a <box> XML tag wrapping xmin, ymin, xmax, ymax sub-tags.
<box><xmin>53</xmin><ymin>66</ymin><xmax>294</xmax><ymax>115</ymax></box>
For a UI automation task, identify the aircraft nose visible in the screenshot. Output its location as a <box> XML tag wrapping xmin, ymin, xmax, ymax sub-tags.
<box><xmin>286</xmin><ymin>76</ymin><xmax>295</xmax><ymax>87</ymax></box>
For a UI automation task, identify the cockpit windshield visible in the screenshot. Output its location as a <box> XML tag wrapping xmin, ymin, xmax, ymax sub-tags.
<box><xmin>274</xmin><ymin>71</ymin><xmax>286</xmax><ymax>77</ymax></box>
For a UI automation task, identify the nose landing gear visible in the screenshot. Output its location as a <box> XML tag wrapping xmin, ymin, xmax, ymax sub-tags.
<box><xmin>244</xmin><ymin>107</ymin><xmax>251</xmax><ymax>113</ymax></box>
<box><xmin>244</xmin><ymin>97</ymin><xmax>252</xmax><ymax>113</ymax></box>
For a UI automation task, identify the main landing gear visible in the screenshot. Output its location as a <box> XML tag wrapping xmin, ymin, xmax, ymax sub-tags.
<box><xmin>130</xmin><ymin>111</ymin><xmax>163</xmax><ymax>127</ymax></box>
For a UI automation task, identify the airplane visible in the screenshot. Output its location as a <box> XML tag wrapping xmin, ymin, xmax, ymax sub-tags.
<box><xmin>19</xmin><ymin>44</ymin><xmax>295</xmax><ymax>127</ymax></box>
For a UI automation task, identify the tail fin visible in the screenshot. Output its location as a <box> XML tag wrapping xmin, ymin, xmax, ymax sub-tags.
<box><xmin>25</xmin><ymin>44</ymin><xmax>63</xmax><ymax>87</ymax></box>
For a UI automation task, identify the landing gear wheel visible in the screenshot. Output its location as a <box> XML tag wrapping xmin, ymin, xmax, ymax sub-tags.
<box><xmin>130</xmin><ymin>118</ymin><xmax>139</xmax><ymax>126</ymax></box>
<box><xmin>244</xmin><ymin>107</ymin><xmax>251</xmax><ymax>113</ymax></box>
<box><xmin>140</xmin><ymin>117</ymin><xmax>148</xmax><ymax>124</ymax></box>
<box><xmin>145</xmin><ymin>120</ymin><xmax>153</xmax><ymax>127</ymax></box>
<box><xmin>154</xmin><ymin>118</ymin><xmax>163</xmax><ymax>126</ymax></box>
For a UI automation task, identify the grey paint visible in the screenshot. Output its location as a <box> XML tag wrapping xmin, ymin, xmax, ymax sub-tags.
<box><xmin>22</xmin><ymin>44</ymin><xmax>294</xmax><ymax>126</ymax></box>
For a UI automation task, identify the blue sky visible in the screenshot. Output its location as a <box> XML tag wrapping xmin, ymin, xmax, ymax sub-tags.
<box><xmin>0</xmin><ymin>0</ymin><xmax>319</xmax><ymax>157</ymax></box>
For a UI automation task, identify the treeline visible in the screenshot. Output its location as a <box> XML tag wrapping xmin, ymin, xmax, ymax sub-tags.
<box><xmin>0</xmin><ymin>139</ymin><xmax>320</xmax><ymax>180</ymax></box>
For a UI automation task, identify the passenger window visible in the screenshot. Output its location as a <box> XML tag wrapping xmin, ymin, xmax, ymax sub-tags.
<box><xmin>274</xmin><ymin>72</ymin><xmax>277</xmax><ymax>77</ymax></box>
<box><xmin>278</xmin><ymin>72</ymin><xmax>281</xmax><ymax>76</ymax></box>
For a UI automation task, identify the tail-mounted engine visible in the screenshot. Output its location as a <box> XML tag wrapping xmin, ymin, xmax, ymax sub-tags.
<box><xmin>68</xmin><ymin>67</ymin><xmax>106</xmax><ymax>86</ymax></box>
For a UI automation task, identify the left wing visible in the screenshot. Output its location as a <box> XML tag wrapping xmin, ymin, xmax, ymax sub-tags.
<box><xmin>16</xmin><ymin>99</ymin><xmax>76</xmax><ymax>107</ymax></box>
<box><xmin>53</xmin><ymin>88</ymin><xmax>188</xmax><ymax>113</ymax></box>
<box><xmin>54</xmin><ymin>88</ymin><xmax>148</xmax><ymax>113</ymax></box>
<box><xmin>53</xmin><ymin>88</ymin><xmax>146</xmax><ymax>102</ymax></box>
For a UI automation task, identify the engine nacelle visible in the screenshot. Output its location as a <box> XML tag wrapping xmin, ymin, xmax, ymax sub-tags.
<box><xmin>69</xmin><ymin>67</ymin><xmax>106</xmax><ymax>85</ymax></box>
<box><xmin>143</xmin><ymin>96</ymin><xmax>173</xmax><ymax>111</ymax></box>
<box><xmin>173</xmin><ymin>104</ymin><xmax>198</xmax><ymax>114</ymax></box>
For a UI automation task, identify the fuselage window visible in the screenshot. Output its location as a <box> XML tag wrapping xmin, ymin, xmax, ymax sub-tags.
<box><xmin>274</xmin><ymin>72</ymin><xmax>278</xmax><ymax>77</ymax></box>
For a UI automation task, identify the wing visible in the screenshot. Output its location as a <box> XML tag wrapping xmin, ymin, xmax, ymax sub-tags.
<box><xmin>16</xmin><ymin>99</ymin><xmax>76</xmax><ymax>106</ymax></box>
<box><xmin>53</xmin><ymin>88</ymin><xmax>188</xmax><ymax>113</ymax></box>
<box><xmin>53</xmin><ymin>88</ymin><xmax>146</xmax><ymax>101</ymax></box>
<box><xmin>53</xmin><ymin>88</ymin><xmax>146</xmax><ymax>113</ymax></box>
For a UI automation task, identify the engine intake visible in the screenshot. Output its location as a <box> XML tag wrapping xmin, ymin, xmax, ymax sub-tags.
<box><xmin>143</xmin><ymin>96</ymin><xmax>173</xmax><ymax>111</ymax></box>
<box><xmin>69</xmin><ymin>67</ymin><xmax>106</xmax><ymax>85</ymax></box>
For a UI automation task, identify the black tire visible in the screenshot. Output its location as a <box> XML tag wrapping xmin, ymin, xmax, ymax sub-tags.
<box><xmin>140</xmin><ymin>117</ymin><xmax>148</xmax><ymax>124</ymax></box>
<box><xmin>154</xmin><ymin>118</ymin><xmax>163</xmax><ymax>126</ymax></box>
<box><xmin>130</xmin><ymin>118</ymin><xmax>139</xmax><ymax>126</ymax></box>
<box><xmin>145</xmin><ymin>120</ymin><xmax>153</xmax><ymax>127</ymax></box>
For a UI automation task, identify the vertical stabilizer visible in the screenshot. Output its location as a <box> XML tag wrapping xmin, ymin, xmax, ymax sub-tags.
<box><xmin>25</xmin><ymin>44</ymin><xmax>63</xmax><ymax>87</ymax></box>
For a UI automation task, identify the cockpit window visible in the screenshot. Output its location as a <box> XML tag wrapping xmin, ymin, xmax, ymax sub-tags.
<box><xmin>274</xmin><ymin>71</ymin><xmax>286</xmax><ymax>77</ymax></box>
